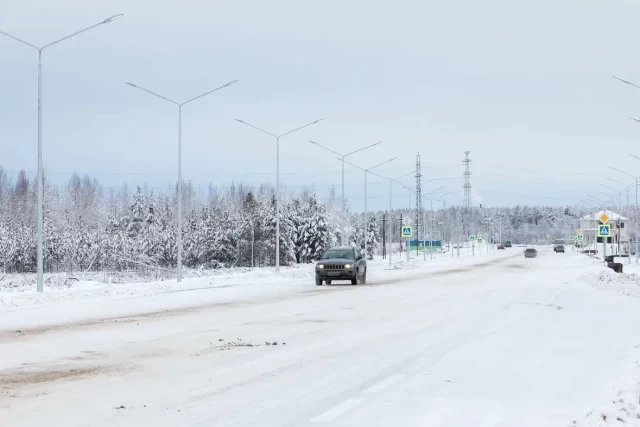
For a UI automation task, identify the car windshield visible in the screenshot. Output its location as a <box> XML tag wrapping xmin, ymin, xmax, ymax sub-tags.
<box><xmin>322</xmin><ymin>249</ymin><xmax>355</xmax><ymax>260</ymax></box>
<box><xmin>525</xmin><ymin>248</ymin><xmax>537</xmax><ymax>253</ymax></box>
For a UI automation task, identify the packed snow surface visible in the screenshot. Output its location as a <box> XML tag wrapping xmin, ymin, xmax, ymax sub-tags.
<box><xmin>1</xmin><ymin>247</ymin><xmax>639</xmax><ymax>426</ymax></box>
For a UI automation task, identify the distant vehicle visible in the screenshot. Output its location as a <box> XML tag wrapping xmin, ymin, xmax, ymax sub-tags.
<box><xmin>505</xmin><ymin>241</ymin><xmax>512</xmax><ymax>248</ymax></box>
<box><xmin>524</xmin><ymin>248</ymin><xmax>538</xmax><ymax>258</ymax></box>
<box><xmin>497</xmin><ymin>244</ymin><xmax>505</xmax><ymax>250</ymax></box>
<box><xmin>553</xmin><ymin>239</ymin><xmax>565</xmax><ymax>252</ymax></box>
<box><xmin>315</xmin><ymin>246</ymin><xmax>367</xmax><ymax>286</ymax></box>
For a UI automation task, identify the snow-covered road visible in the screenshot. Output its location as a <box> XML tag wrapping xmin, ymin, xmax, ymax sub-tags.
<box><xmin>2</xmin><ymin>247</ymin><xmax>640</xmax><ymax>426</ymax></box>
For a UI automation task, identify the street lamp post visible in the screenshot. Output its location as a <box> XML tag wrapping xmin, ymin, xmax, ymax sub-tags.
<box><xmin>309</xmin><ymin>140</ymin><xmax>381</xmax><ymax>245</ymax></box>
<box><xmin>623</xmin><ymin>157</ymin><xmax>640</xmax><ymax>261</ymax></box>
<box><xmin>342</xmin><ymin>158</ymin><xmax>397</xmax><ymax>259</ymax></box>
<box><xmin>423</xmin><ymin>189</ymin><xmax>451</xmax><ymax>260</ymax></box>
<box><xmin>236</xmin><ymin>118</ymin><xmax>324</xmax><ymax>272</ymax></box>
<box><xmin>605</xmin><ymin>177</ymin><xmax>630</xmax><ymax>206</ymax></box>
<box><xmin>600</xmin><ymin>184</ymin><xmax>622</xmax><ymax>210</ymax></box>
<box><xmin>127</xmin><ymin>80</ymin><xmax>238</xmax><ymax>282</ymax></box>
<box><xmin>1</xmin><ymin>14</ymin><xmax>124</xmax><ymax>292</ymax></box>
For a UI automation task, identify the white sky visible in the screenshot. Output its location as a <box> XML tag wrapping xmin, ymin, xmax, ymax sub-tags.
<box><xmin>1</xmin><ymin>0</ymin><xmax>640</xmax><ymax>211</ymax></box>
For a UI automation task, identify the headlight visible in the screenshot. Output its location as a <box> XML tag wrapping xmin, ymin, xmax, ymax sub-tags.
<box><xmin>344</xmin><ymin>264</ymin><xmax>352</xmax><ymax>269</ymax></box>
<box><xmin>317</xmin><ymin>264</ymin><xmax>324</xmax><ymax>269</ymax></box>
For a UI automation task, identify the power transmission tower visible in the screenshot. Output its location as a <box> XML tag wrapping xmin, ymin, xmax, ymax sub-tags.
<box><xmin>415</xmin><ymin>152</ymin><xmax>422</xmax><ymax>245</ymax></box>
<box><xmin>463</xmin><ymin>151</ymin><xmax>472</xmax><ymax>209</ymax></box>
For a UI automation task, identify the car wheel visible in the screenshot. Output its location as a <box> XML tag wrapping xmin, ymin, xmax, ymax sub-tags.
<box><xmin>351</xmin><ymin>275</ymin><xmax>358</xmax><ymax>285</ymax></box>
<box><xmin>361</xmin><ymin>269</ymin><xmax>367</xmax><ymax>285</ymax></box>
<box><xmin>315</xmin><ymin>276</ymin><xmax>323</xmax><ymax>286</ymax></box>
<box><xmin>326</xmin><ymin>280</ymin><xmax>332</xmax><ymax>285</ymax></box>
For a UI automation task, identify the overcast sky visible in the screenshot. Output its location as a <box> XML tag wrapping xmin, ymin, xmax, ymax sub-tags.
<box><xmin>1</xmin><ymin>0</ymin><xmax>640</xmax><ymax>211</ymax></box>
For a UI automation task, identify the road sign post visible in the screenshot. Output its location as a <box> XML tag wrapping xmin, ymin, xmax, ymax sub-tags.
<box><xmin>401</xmin><ymin>226</ymin><xmax>411</xmax><ymax>262</ymax></box>
<box><xmin>598</xmin><ymin>223</ymin><xmax>611</xmax><ymax>260</ymax></box>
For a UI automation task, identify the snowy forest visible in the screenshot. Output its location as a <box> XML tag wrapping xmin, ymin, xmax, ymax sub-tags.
<box><xmin>0</xmin><ymin>165</ymin><xmax>629</xmax><ymax>274</ymax></box>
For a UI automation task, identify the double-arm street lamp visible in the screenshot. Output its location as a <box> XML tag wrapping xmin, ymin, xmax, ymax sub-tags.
<box><xmin>235</xmin><ymin>118</ymin><xmax>324</xmax><ymax>272</ymax></box>
<box><xmin>127</xmin><ymin>80</ymin><xmax>238</xmax><ymax>282</ymax></box>
<box><xmin>309</xmin><ymin>140</ymin><xmax>381</xmax><ymax>245</ymax></box>
<box><xmin>604</xmin><ymin>177</ymin><xmax>631</xmax><ymax>206</ymax></box>
<box><xmin>341</xmin><ymin>158</ymin><xmax>397</xmax><ymax>258</ymax></box>
<box><xmin>600</xmin><ymin>184</ymin><xmax>622</xmax><ymax>209</ymax></box>
<box><xmin>1</xmin><ymin>14</ymin><xmax>124</xmax><ymax>292</ymax></box>
<box><xmin>610</xmin><ymin>165</ymin><xmax>640</xmax><ymax>208</ymax></box>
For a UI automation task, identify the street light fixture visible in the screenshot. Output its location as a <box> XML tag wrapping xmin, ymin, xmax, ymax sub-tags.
<box><xmin>309</xmin><ymin>140</ymin><xmax>381</xmax><ymax>245</ymax></box>
<box><xmin>600</xmin><ymin>184</ymin><xmax>622</xmax><ymax>209</ymax></box>
<box><xmin>629</xmin><ymin>116</ymin><xmax>640</xmax><ymax>124</ymax></box>
<box><xmin>610</xmin><ymin>165</ymin><xmax>640</xmax><ymax>208</ymax></box>
<box><xmin>236</xmin><ymin>118</ymin><xmax>324</xmax><ymax>272</ymax></box>
<box><xmin>127</xmin><ymin>79</ymin><xmax>238</xmax><ymax>282</ymax></box>
<box><xmin>595</xmin><ymin>188</ymin><xmax>615</xmax><ymax>201</ymax></box>
<box><xmin>0</xmin><ymin>14</ymin><xmax>124</xmax><ymax>292</ymax></box>
<box><xmin>341</xmin><ymin>157</ymin><xmax>397</xmax><ymax>258</ymax></box>
<box><xmin>605</xmin><ymin>177</ymin><xmax>631</xmax><ymax>206</ymax></box>
<box><xmin>392</xmin><ymin>169</ymin><xmax>417</xmax><ymax>211</ymax></box>
<box><xmin>613</xmin><ymin>75</ymin><xmax>640</xmax><ymax>90</ymax></box>
<box><xmin>424</xmin><ymin>190</ymin><xmax>452</xmax><ymax>260</ymax></box>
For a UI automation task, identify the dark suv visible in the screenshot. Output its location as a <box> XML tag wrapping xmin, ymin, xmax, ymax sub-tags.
<box><xmin>315</xmin><ymin>246</ymin><xmax>367</xmax><ymax>286</ymax></box>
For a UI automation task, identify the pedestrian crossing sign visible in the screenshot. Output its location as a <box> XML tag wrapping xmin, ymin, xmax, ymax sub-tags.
<box><xmin>597</xmin><ymin>224</ymin><xmax>610</xmax><ymax>237</ymax></box>
<box><xmin>401</xmin><ymin>226</ymin><xmax>412</xmax><ymax>237</ymax></box>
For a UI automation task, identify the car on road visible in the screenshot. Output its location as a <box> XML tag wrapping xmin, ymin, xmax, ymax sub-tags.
<box><xmin>553</xmin><ymin>239</ymin><xmax>565</xmax><ymax>253</ymax></box>
<box><xmin>497</xmin><ymin>244</ymin><xmax>505</xmax><ymax>250</ymax></box>
<box><xmin>315</xmin><ymin>246</ymin><xmax>367</xmax><ymax>286</ymax></box>
<box><xmin>504</xmin><ymin>241</ymin><xmax>512</xmax><ymax>248</ymax></box>
<box><xmin>524</xmin><ymin>248</ymin><xmax>538</xmax><ymax>258</ymax></box>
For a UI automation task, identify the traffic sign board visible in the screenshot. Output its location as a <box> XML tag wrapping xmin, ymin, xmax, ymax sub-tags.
<box><xmin>577</xmin><ymin>229</ymin><xmax>583</xmax><ymax>235</ymax></box>
<box><xmin>597</xmin><ymin>224</ymin><xmax>611</xmax><ymax>237</ymax></box>
<box><xmin>599</xmin><ymin>213</ymin><xmax>610</xmax><ymax>224</ymax></box>
<box><xmin>477</xmin><ymin>238</ymin><xmax>483</xmax><ymax>243</ymax></box>
<box><xmin>401</xmin><ymin>226</ymin><xmax>412</xmax><ymax>237</ymax></box>
<box><xmin>469</xmin><ymin>235</ymin><xmax>475</xmax><ymax>241</ymax></box>
<box><xmin>576</xmin><ymin>234</ymin><xmax>584</xmax><ymax>242</ymax></box>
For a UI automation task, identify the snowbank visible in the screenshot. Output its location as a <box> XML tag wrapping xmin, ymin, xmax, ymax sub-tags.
<box><xmin>579</xmin><ymin>266</ymin><xmax>640</xmax><ymax>301</ymax></box>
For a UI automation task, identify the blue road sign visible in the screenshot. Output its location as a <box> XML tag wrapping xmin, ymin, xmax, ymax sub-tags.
<box><xmin>401</xmin><ymin>226</ymin><xmax>412</xmax><ymax>237</ymax></box>
<box><xmin>597</xmin><ymin>224</ymin><xmax>610</xmax><ymax>237</ymax></box>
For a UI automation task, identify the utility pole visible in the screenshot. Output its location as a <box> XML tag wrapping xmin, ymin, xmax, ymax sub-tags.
<box><xmin>389</xmin><ymin>180</ymin><xmax>393</xmax><ymax>266</ymax></box>
<box><xmin>382</xmin><ymin>214</ymin><xmax>387</xmax><ymax>259</ymax></box>
<box><xmin>416</xmin><ymin>153</ymin><xmax>423</xmax><ymax>258</ymax></box>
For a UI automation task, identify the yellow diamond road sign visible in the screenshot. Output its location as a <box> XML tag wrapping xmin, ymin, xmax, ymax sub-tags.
<box><xmin>598</xmin><ymin>213</ymin><xmax>609</xmax><ymax>224</ymax></box>
<box><xmin>577</xmin><ymin>229</ymin><xmax>582</xmax><ymax>234</ymax></box>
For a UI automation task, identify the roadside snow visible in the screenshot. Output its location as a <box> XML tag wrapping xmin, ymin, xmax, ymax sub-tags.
<box><xmin>580</xmin><ymin>265</ymin><xmax>640</xmax><ymax>301</ymax></box>
<box><xmin>573</xmin><ymin>262</ymin><xmax>640</xmax><ymax>426</ymax></box>
<box><xmin>2</xmin><ymin>247</ymin><xmax>640</xmax><ymax>426</ymax></box>
<box><xmin>0</xmin><ymin>249</ymin><xmax>512</xmax><ymax>312</ymax></box>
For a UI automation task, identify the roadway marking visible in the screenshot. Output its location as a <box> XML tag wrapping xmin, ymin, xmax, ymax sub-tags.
<box><xmin>311</xmin><ymin>398</ymin><xmax>365</xmax><ymax>423</ymax></box>
<box><xmin>363</xmin><ymin>374</ymin><xmax>405</xmax><ymax>393</ymax></box>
